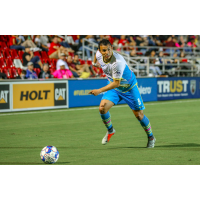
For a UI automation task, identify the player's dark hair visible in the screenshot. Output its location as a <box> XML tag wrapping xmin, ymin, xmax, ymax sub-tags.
<box><xmin>98</xmin><ymin>39</ymin><xmax>112</xmax><ymax>50</ymax></box>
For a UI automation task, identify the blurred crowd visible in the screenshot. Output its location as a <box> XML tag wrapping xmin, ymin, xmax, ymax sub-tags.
<box><xmin>0</xmin><ymin>35</ymin><xmax>200</xmax><ymax>80</ymax></box>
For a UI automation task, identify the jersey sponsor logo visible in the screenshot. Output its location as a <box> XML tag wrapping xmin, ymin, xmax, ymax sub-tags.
<box><xmin>116</xmin><ymin>71</ymin><xmax>121</xmax><ymax>75</ymax></box>
<box><xmin>190</xmin><ymin>80</ymin><xmax>196</xmax><ymax>95</ymax></box>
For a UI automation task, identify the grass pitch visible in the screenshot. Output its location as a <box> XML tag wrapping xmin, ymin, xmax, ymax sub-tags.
<box><xmin>0</xmin><ymin>99</ymin><xmax>200</xmax><ymax>165</ymax></box>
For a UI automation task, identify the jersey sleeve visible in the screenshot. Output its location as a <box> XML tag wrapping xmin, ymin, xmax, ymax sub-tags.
<box><xmin>112</xmin><ymin>60</ymin><xmax>125</xmax><ymax>80</ymax></box>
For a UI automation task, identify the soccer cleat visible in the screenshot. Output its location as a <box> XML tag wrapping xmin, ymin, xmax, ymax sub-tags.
<box><xmin>147</xmin><ymin>136</ymin><xmax>156</xmax><ymax>148</ymax></box>
<box><xmin>102</xmin><ymin>129</ymin><xmax>116</xmax><ymax>145</ymax></box>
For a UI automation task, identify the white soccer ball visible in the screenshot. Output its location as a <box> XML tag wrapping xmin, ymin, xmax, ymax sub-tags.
<box><xmin>40</xmin><ymin>146</ymin><xmax>59</xmax><ymax>164</ymax></box>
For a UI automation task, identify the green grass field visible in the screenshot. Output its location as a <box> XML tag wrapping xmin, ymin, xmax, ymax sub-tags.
<box><xmin>0</xmin><ymin>98</ymin><xmax>200</xmax><ymax>165</ymax></box>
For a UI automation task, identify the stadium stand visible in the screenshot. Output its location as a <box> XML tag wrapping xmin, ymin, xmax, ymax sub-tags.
<box><xmin>0</xmin><ymin>35</ymin><xmax>200</xmax><ymax>79</ymax></box>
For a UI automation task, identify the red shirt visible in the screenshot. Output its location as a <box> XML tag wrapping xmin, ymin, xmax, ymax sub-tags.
<box><xmin>118</xmin><ymin>39</ymin><xmax>128</xmax><ymax>46</ymax></box>
<box><xmin>9</xmin><ymin>36</ymin><xmax>16</xmax><ymax>46</ymax></box>
<box><xmin>48</xmin><ymin>42</ymin><xmax>61</xmax><ymax>55</ymax></box>
<box><xmin>67</xmin><ymin>61</ymin><xmax>76</xmax><ymax>70</ymax></box>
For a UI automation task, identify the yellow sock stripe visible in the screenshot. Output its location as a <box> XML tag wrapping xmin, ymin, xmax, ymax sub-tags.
<box><xmin>143</xmin><ymin>123</ymin><xmax>151</xmax><ymax>129</ymax></box>
<box><xmin>102</xmin><ymin>117</ymin><xmax>111</xmax><ymax>123</ymax></box>
<box><xmin>106</xmin><ymin>121</ymin><xmax>112</xmax><ymax>127</ymax></box>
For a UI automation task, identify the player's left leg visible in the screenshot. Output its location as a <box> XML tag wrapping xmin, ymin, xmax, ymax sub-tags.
<box><xmin>118</xmin><ymin>84</ymin><xmax>156</xmax><ymax>148</ymax></box>
<box><xmin>132</xmin><ymin>109</ymin><xmax>156</xmax><ymax>148</ymax></box>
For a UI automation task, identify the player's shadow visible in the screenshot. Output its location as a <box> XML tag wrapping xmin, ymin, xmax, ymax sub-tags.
<box><xmin>107</xmin><ymin>147</ymin><xmax>145</xmax><ymax>149</ymax></box>
<box><xmin>156</xmin><ymin>143</ymin><xmax>200</xmax><ymax>148</ymax></box>
<box><xmin>107</xmin><ymin>143</ymin><xmax>200</xmax><ymax>149</ymax></box>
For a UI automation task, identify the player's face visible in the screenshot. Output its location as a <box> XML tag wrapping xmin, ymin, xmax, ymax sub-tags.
<box><xmin>100</xmin><ymin>44</ymin><xmax>113</xmax><ymax>61</ymax></box>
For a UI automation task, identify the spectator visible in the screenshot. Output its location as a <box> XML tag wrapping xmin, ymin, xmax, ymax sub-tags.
<box><xmin>117</xmin><ymin>35</ymin><xmax>129</xmax><ymax>51</ymax></box>
<box><xmin>16</xmin><ymin>70</ymin><xmax>27</xmax><ymax>79</ymax></box>
<box><xmin>66</xmin><ymin>55</ymin><xmax>81</xmax><ymax>77</ymax></box>
<box><xmin>127</xmin><ymin>35</ymin><xmax>136</xmax><ymax>46</ymax></box>
<box><xmin>135</xmin><ymin>35</ymin><xmax>148</xmax><ymax>46</ymax></box>
<box><xmin>73</xmin><ymin>54</ymin><xmax>96</xmax><ymax>76</ymax></box>
<box><xmin>130</xmin><ymin>49</ymin><xmax>137</xmax><ymax>57</ymax></box>
<box><xmin>165</xmin><ymin>36</ymin><xmax>175</xmax><ymax>47</ymax></box>
<box><xmin>9</xmin><ymin>35</ymin><xmax>25</xmax><ymax>50</ymax></box>
<box><xmin>25</xmin><ymin>62</ymin><xmax>38</xmax><ymax>79</ymax></box>
<box><xmin>176</xmin><ymin>51</ymin><xmax>190</xmax><ymax>76</ymax></box>
<box><xmin>22</xmin><ymin>46</ymin><xmax>43</xmax><ymax>69</ymax></box>
<box><xmin>53</xmin><ymin>60</ymin><xmax>74</xmax><ymax>79</ymax></box>
<box><xmin>179</xmin><ymin>36</ymin><xmax>186</xmax><ymax>48</ymax></box>
<box><xmin>35</xmin><ymin>35</ymin><xmax>48</xmax><ymax>52</ymax></box>
<box><xmin>149</xmin><ymin>50</ymin><xmax>162</xmax><ymax>76</ymax></box>
<box><xmin>56</xmin><ymin>53</ymin><xmax>79</xmax><ymax>77</ymax></box>
<box><xmin>57</xmin><ymin>36</ymin><xmax>75</xmax><ymax>53</ymax></box>
<box><xmin>187</xmin><ymin>37</ymin><xmax>197</xmax><ymax>48</ymax></box>
<box><xmin>20</xmin><ymin>35</ymin><xmax>39</xmax><ymax>50</ymax></box>
<box><xmin>38</xmin><ymin>63</ymin><xmax>52</xmax><ymax>79</ymax></box>
<box><xmin>78</xmin><ymin>35</ymin><xmax>93</xmax><ymax>60</ymax></box>
<box><xmin>40</xmin><ymin>35</ymin><xmax>50</xmax><ymax>48</ymax></box>
<box><xmin>48</xmin><ymin>36</ymin><xmax>68</xmax><ymax>59</ymax></box>
<box><xmin>155</xmin><ymin>51</ymin><xmax>166</xmax><ymax>68</ymax></box>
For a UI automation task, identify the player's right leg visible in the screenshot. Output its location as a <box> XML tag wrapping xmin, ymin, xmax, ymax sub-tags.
<box><xmin>100</xmin><ymin>89</ymin><xmax>121</xmax><ymax>145</ymax></box>
<box><xmin>99</xmin><ymin>99</ymin><xmax>115</xmax><ymax>145</ymax></box>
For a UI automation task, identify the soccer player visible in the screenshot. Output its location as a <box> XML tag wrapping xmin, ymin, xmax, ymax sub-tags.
<box><xmin>89</xmin><ymin>39</ymin><xmax>156</xmax><ymax>148</ymax></box>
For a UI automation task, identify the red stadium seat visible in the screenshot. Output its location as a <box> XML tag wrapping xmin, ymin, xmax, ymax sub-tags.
<box><xmin>18</xmin><ymin>51</ymin><xmax>24</xmax><ymax>59</ymax></box>
<box><xmin>0</xmin><ymin>42</ymin><xmax>8</xmax><ymax>50</ymax></box>
<box><xmin>87</xmin><ymin>60</ymin><xmax>92</xmax><ymax>65</ymax></box>
<box><xmin>33</xmin><ymin>68</ymin><xmax>41</xmax><ymax>76</ymax></box>
<box><xmin>16</xmin><ymin>68</ymin><xmax>22</xmax><ymax>75</ymax></box>
<box><xmin>34</xmin><ymin>51</ymin><xmax>41</xmax><ymax>59</ymax></box>
<box><xmin>6</xmin><ymin>58</ymin><xmax>14</xmax><ymax>68</ymax></box>
<box><xmin>42</xmin><ymin>58</ymin><xmax>51</xmax><ymax>65</ymax></box>
<box><xmin>41</xmin><ymin>51</ymin><xmax>48</xmax><ymax>59</ymax></box>
<box><xmin>136</xmin><ymin>52</ymin><xmax>143</xmax><ymax>55</ymax></box>
<box><xmin>50</xmin><ymin>59</ymin><xmax>57</xmax><ymax>66</ymax></box>
<box><xmin>10</xmin><ymin>49</ymin><xmax>19</xmax><ymax>59</ymax></box>
<box><xmin>0</xmin><ymin>58</ymin><xmax>6</xmax><ymax>68</ymax></box>
<box><xmin>50</xmin><ymin>67</ymin><xmax>56</xmax><ymax>75</ymax></box>
<box><xmin>79</xmin><ymin>60</ymin><xmax>85</xmax><ymax>65</ymax></box>
<box><xmin>68</xmin><ymin>52</ymin><xmax>74</xmax><ymax>58</ymax></box>
<box><xmin>2</xmin><ymin>49</ymin><xmax>11</xmax><ymax>59</ymax></box>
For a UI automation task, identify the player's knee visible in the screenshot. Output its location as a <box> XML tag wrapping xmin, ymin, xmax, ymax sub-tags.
<box><xmin>134</xmin><ymin>111</ymin><xmax>144</xmax><ymax>121</ymax></box>
<box><xmin>99</xmin><ymin>104</ymin><xmax>107</xmax><ymax>114</ymax></box>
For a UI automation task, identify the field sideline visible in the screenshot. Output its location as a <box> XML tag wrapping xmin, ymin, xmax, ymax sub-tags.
<box><xmin>0</xmin><ymin>98</ymin><xmax>200</xmax><ymax>165</ymax></box>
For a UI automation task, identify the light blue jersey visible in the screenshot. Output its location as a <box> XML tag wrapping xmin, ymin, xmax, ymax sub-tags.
<box><xmin>96</xmin><ymin>50</ymin><xmax>145</xmax><ymax>110</ymax></box>
<box><xmin>96</xmin><ymin>50</ymin><xmax>137</xmax><ymax>93</ymax></box>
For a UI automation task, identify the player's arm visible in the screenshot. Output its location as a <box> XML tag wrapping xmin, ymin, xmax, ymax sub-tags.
<box><xmin>89</xmin><ymin>62</ymin><xmax>124</xmax><ymax>96</ymax></box>
<box><xmin>89</xmin><ymin>79</ymin><xmax>121</xmax><ymax>96</ymax></box>
<box><xmin>100</xmin><ymin>79</ymin><xmax>121</xmax><ymax>92</ymax></box>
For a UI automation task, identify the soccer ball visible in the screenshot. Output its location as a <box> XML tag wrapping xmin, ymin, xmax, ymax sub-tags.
<box><xmin>40</xmin><ymin>146</ymin><xmax>59</xmax><ymax>164</ymax></box>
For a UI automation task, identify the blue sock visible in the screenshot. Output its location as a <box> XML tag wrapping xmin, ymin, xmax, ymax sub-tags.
<box><xmin>100</xmin><ymin>111</ymin><xmax>113</xmax><ymax>132</ymax></box>
<box><xmin>139</xmin><ymin>115</ymin><xmax>153</xmax><ymax>137</ymax></box>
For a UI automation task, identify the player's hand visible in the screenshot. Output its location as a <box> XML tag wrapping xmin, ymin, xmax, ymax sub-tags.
<box><xmin>88</xmin><ymin>89</ymin><xmax>101</xmax><ymax>96</ymax></box>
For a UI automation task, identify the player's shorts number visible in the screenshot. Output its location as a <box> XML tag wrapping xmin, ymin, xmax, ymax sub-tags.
<box><xmin>138</xmin><ymin>98</ymin><xmax>141</xmax><ymax>105</ymax></box>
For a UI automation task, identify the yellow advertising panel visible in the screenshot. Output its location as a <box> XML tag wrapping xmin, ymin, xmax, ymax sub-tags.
<box><xmin>13</xmin><ymin>83</ymin><xmax>54</xmax><ymax>109</ymax></box>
